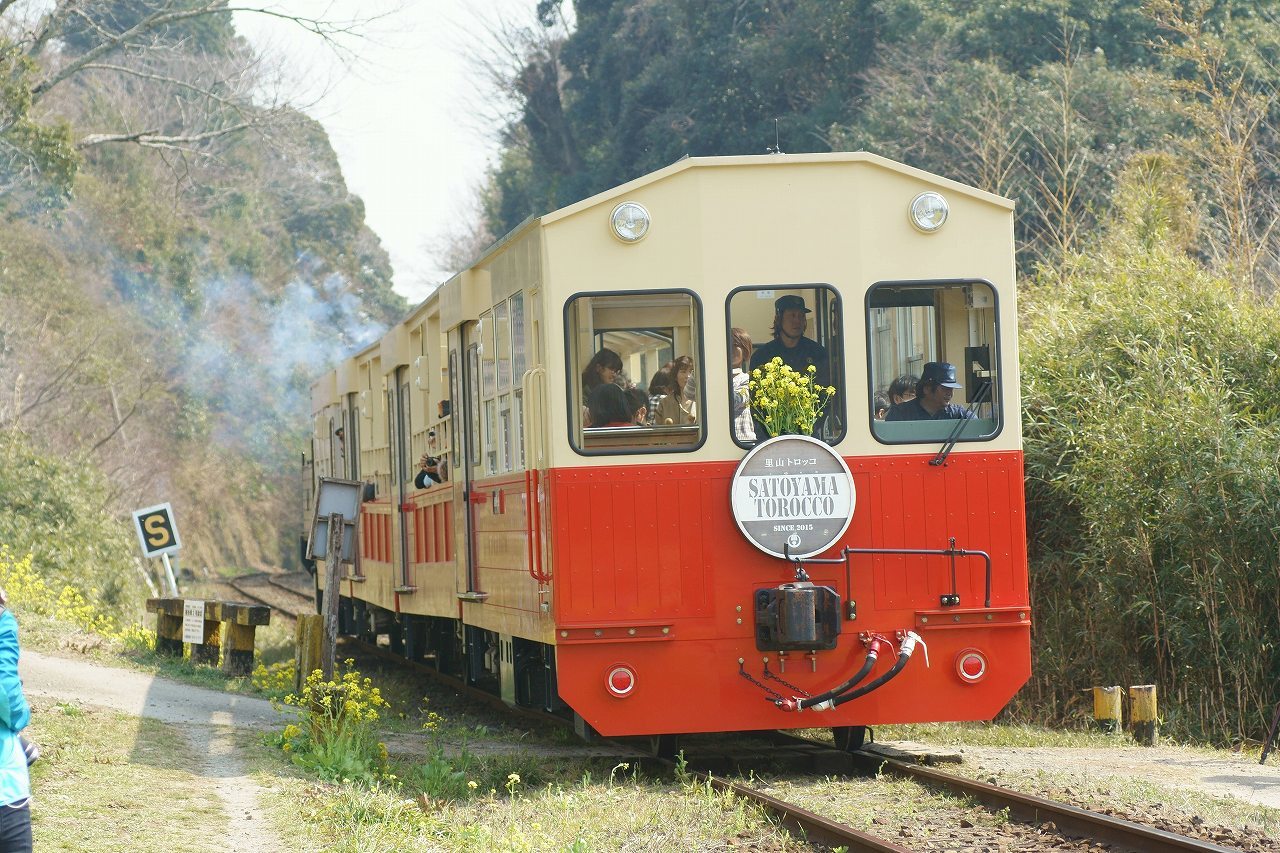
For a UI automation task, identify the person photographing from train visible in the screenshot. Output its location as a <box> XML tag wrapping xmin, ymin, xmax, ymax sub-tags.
<box><xmin>750</xmin><ymin>295</ymin><xmax>829</xmax><ymax>387</ymax></box>
<box><xmin>885</xmin><ymin>361</ymin><xmax>975</xmax><ymax>421</ymax></box>
<box><xmin>414</xmin><ymin>454</ymin><xmax>446</xmax><ymax>488</ymax></box>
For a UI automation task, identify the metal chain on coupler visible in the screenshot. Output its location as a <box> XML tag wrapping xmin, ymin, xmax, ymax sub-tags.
<box><xmin>738</xmin><ymin>659</ymin><xmax>785</xmax><ymax>703</ymax></box>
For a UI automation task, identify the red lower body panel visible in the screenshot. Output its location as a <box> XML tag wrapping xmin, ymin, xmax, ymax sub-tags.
<box><xmin>548</xmin><ymin>451</ymin><xmax>1031</xmax><ymax>736</ymax></box>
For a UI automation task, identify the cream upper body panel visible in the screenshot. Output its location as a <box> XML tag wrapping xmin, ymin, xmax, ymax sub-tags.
<box><xmin>535</xmin><ymin>153</ymin><xmax>1018</xmax><ymax>468</ymax></box>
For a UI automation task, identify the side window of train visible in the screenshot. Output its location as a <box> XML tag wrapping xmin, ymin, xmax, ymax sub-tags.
<box><xmin>726</xmin><ymin>285</ymin><xmax>845</xmax><ymax>447</ymax></box>
<box><xmin>868</xmin><ymin>281</ymin><xmax>1001</xmax><ymax>444</ymax></box>
<box><xmin>566</xmin><ymin>290</ymin><xmax>705</xmax><ymax>454</ymax></box>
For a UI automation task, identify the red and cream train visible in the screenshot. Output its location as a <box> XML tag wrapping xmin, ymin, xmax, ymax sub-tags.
<box><xmin>305</xmin><ymin>152</ymin><xmax>1030</xmax><ymax>746</ymax></box>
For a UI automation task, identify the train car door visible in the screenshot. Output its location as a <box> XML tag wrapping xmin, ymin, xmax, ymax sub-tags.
<box><xmin>393</xmin><ymin>366</ymin><xmax>412</xmax><ymax>587</ymax></box>
<box><xmin>451</xmin><ymin>321</ymin><xmax>484</xmax><ymax>598</ymax></box>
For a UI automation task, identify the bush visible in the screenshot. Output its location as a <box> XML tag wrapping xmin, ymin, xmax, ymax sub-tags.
<box><xmin>275</xmin><ymin>660</ymin><xmax>390</xmax><ymax>784</ymax></box>
<box><xmin>1020</xmin><ymin>157</ymin><xmax>1280</xmax><ymax>742</ymax></box>
<box><xmin>0</xmin><ymin>431</ymin><xmax>145</xmax><ymax>619</ymax></box>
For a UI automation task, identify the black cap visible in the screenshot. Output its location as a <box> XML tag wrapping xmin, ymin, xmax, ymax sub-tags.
<box><xmin>921</xmin><ymin>362</ymin><xmax>962</xmax><ymax>389</ymax></box>
<box><xmin>775</xmin><ymin>294</ymin><xmax>811</xmax><ymax>314</ymax></box>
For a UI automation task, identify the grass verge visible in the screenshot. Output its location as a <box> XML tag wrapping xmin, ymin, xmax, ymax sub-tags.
<box><xmin>27</xmin><ymin>696</ymin><xmax>228</xmax><ymax>852</ymax></box>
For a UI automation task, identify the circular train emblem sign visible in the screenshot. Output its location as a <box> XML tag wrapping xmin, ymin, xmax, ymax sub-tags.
<box><xmin>730</xmin><ymin>435</ymin><xmax>855</xmax><ymax>559</ymax></box>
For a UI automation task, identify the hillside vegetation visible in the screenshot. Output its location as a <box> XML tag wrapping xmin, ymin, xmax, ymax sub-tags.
<box><xmin>0</xmin><ymin>3</ymin><xmax>404</xmax><ymax>612</ymax></box>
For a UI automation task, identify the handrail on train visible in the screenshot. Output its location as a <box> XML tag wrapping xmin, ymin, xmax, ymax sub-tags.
<box><xmin>785</xmin><ymin>537</ymin><xmax>993</xmax><ymax>610</ymax></box>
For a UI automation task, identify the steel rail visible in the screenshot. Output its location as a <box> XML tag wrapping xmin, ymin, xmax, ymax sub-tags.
<box><xmin>695</xmin><ymin>770</ymin><xmax>913</xmax><ymax>852</ymax></box>
<box><xmin>851</xmin><ymin>752</ymin><xmax>1244</xmax><ymax>853</ymax></box>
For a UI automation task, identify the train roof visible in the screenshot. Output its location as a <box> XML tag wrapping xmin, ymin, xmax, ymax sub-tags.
<box><xmin>427</xmin><ymin>151</ymin><xmax>1011</xmax><ymax>301</ymax></box>
<box><xmin>542</xmin><ymin>151</ymin><xmax>1014</xmax><ymax>227</ymax></box>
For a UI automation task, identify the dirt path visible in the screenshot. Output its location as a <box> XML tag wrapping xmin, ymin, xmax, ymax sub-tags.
<box><xmin>20</xmin><ymin>650</ymin><xmax>282</xmax><ymax>850</ymax></box>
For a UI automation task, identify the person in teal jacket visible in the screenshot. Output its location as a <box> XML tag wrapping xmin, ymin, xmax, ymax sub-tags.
<box><xmin>0</xmin><ymin>590</ymin><xmax>31</xmax><ymax>853</ymax></box>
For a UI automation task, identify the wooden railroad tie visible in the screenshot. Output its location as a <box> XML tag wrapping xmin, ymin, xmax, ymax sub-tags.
<box><xmin>145</xmin><ymin>597</ymin><xmax>272</xmax><ymax>676</ymax></box>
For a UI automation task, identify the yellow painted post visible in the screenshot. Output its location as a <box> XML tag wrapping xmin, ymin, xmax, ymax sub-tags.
<box><xmin>192</xmin><ymin>616</ymin><xmax>221</xmax><ymax>666</ymax></box>
<box><xmin>1131</xmin><ymin>684</ymin><xmax>1158</xmax><ymax>746</ymax></box>
<box><xmin>295</xmin><ymin>614</ymin><xmax>324</xmax><ymax>692</ymax></box>
<box><xmin>1092</xmin><ymin>686</ymin><xmax>1123</xmax><ymax>733</ymax></box>
<box><xmin>154</xmin><ymin>612</ymin><xmax>183</xmax><ymax>657</ymax></box>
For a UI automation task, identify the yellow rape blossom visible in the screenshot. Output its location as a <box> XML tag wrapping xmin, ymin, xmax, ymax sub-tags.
<box><xmin>748</xmin><ymin>357</ymin><xmax>836</xmax><ymax>437</ymax></box>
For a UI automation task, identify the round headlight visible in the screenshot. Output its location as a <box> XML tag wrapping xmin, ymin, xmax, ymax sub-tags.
<box><xmin>909</xmin><ymin>191</ymin><xmax>949</xmax><ymax>233</ymax></box>
<box><xmin>610</xmin><ymin>201</ymin><xmax>650</xmax><ymax>243</ymax></box>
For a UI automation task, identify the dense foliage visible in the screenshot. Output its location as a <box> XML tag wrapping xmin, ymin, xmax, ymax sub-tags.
<box><xmin>0</xmin><ymin>433</ymin><xmax>141</xmax><ymax>612</ymax></box>
<box><xmin>1021</xmin><ymin>158</ymin><xmax>1280</xmax><ymax>742</ymax></box>
<box><xmin>488</xmin><ymin>0</ymin><xmax>1280</xmax><ymax>286</ymax></box>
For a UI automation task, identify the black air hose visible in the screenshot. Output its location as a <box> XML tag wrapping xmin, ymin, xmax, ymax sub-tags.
<box><xmin>798</xmin><ymin>641</ymin><xmax>883</xmax><ymax>710</ymax></box>
<box><xmin>829</xmin><ymin>631</ymin><xmax>925</xmax><ymax>709</ymax></box>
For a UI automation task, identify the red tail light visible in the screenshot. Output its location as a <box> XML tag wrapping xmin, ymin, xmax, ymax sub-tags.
<box><xmin>955</xmin><ymin>649</ymin><xmax>987</xmax><ymax>683</ymax></box>
<box><xmin>606</xmin><ymin>665</ymin><xmax>636</xmax><ymax>698</ymax></box>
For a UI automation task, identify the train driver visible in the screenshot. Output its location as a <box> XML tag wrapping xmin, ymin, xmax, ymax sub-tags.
<box><xmin>885</xmin><ymin>362</ymin><xmax>975</xmax><ymax>421</ymax></box>
<box><xmin>749</xmin><ymin>294</ymin><xmax>830</xmax><ymax>388</ymax></box>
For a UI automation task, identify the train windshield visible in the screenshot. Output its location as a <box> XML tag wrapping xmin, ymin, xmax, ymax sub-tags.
<box><xmin>727</xmin><ymin>285</ymin><xmax>845</xmax><ymax>447</ymax></box>
<box><xmin>566</xmin><ymin>290</ymin><xmax>705</xmax><ymax>454</ymax></box>
<box><xmin>868</xmin><ymin>281</ymin><xmax>1001</xmax><ymax>443</ymax></box>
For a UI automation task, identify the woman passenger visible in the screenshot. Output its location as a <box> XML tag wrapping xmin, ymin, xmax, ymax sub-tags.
<box><xmin>581</xmin><ymin>348</ymin><xmax>623</xmax><ymax>425</ymax></box>
<box><xmin>650</xmin><ymin>364</ymin><xmax>695</xmax><ymax>425</ymax></box>
<box><xmin>730</xmin><ymin>328</ymin><xmax>754</xmax><ymax>441</ymax></box>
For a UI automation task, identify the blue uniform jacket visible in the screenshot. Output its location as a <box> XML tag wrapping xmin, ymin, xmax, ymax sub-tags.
<box><xmin>0</xmin><ymin>609</ymin><xmax>30</xmax><ymax>807</ymax></box>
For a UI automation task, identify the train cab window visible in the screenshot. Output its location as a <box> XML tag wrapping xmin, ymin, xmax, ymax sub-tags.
<box><xmin>868</xmin><ymin>281</ymin><xmax>1001</xmax><ymax>443</ymax></box>
<box><xmin>566</xmin><ymin>290</ymin><xmax>704</xmax><ymax>454</ymax></box>
<box><xmin>727</xmin><ymin>285</ymin><xmax>845</xmax><ymax>447</ymax></box>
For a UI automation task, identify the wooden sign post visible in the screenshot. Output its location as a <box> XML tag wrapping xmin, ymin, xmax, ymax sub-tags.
<box><xmin>305</xmin><ymin>478</ymin><xmax>362</xmax><ymax>684</ymax></box>
<box><xmin>322</xmin><ymin>511</ymin><xmax>343</xmax><ymax>681</ymax></box>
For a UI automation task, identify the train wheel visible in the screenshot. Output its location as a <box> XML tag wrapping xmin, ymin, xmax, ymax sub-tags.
<box><xmin>648</xmin><ymin>734</ymin><xmax>679</xmax><ymax>759</ymax></box>
<box><xmin>832</xmin><ymin>725</ymin><xmax>867</xmax><ymax>753</ymax></box>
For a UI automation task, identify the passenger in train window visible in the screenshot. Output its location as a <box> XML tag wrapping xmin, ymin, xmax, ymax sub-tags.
<box><xmin>885</xmin><ymin>362</ymin><xmax>975</xmax><ymax>421</ymax></box>
<box><xmin>887</xmin><ymin>374</ymin><xmax>918</xmax><ymax>407</ymax></box>
<box><xmin>414</xmin><ymin>454</ymin><xmax>444</xmax><ymax>488</ymax></box>
<box><xmin>581</xmin><ymin>348</ymin><xmax>623</xmax><ymax>396</ymax></box>
<box><xmin>750</xmin><ymin>295</ymin><xmax>829</xmax><ymax>388</ymax></box>
<box><xmin>587</xmin><ymin>383</ymin><xmax>637</xmax><ymax>428</ymax></box>
<box><xmin>647</xmin><ymin>370</ymin><xmax>675</xmax><ymax>426</ymax></box>
<box><xmin>730</xmin><ymin>328</ymin><xmax>755</xmax><ymax>442</ymax></box>
<box><xmin>624</xmin><ymin>387</ymin><xmax>650</xmax><ymax>426</ymax></box>
<box><xmin>652</xmin><ymin>358</ymin><xmax>696</xmax><ymax>425</ymax></box>
<box><xmin>873</xmin><ymin>392</ymin><xmax>891</xmax><ymax>421</ymax></box>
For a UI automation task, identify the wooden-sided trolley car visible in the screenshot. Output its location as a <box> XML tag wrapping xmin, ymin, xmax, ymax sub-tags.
<box><xmin>305</xmin><ymin>152</ymin><xmax>1030</xmax><ymax>746</ymax></box>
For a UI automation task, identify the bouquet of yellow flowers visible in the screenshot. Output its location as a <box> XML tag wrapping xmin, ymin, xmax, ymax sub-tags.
<box><xmin>749</xmin><ymin>357</ymin><xmax>837</xmax><ymax>437</ymax></box>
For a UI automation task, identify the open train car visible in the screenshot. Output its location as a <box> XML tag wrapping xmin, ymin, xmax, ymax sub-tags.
<box><xmin>305</xmin><ymin>152</ymin><xmax>1029</xmax><ymax>745</ymax></box>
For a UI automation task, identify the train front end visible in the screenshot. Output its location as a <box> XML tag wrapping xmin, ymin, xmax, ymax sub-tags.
<box><xmin>539</xmin><ymin>153</ymin><xmax>1030</xmax><ymax>739</ymax></box>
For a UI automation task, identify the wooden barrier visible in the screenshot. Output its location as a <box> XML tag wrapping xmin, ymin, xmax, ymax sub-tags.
<box><xmin>145</xmin><ymin>598</ymin><xmax>272</xmax><ymax>676</ymax></box>
<box><xmin>1130</xmin><ymin>684</ymin><xmax>1158</xmax><ymax>746</ymax></box>
<box><xmin>1092</xmin><ymin>685</ymin><xmax>1122</xmax><ymax>733</ymax></box>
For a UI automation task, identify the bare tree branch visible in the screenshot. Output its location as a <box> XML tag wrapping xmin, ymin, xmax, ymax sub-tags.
<box><xmin>79</xmin><ymin>121</ymin><xmax>255</xmax><ymax>149</ymax></box>
<box><xmin>30</xmin><ymin>3</ymin><xmax>372</xmax><ymax>103</ymax></box>
<box><xmin>80</xmin><ymin>61</ymin><xmax>253</xmax><ymax>113</ymax></box>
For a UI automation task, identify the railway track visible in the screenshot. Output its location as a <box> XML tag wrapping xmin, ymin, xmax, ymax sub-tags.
<box><xmin>843</xmin><ymin>747</ymin><xmax>1246</xmax><ymax>852</ymax></box>
<box><xmin>674</xmin><ymin>736</ymin><xmax>1252</xmax><ymax>852</ymax></box>
<box><xmin>225</xmin><ymin>571</ymin><xmax>314</xmax><ymax>622</ymax></box>
<box><xmin>350</xmin><ymin>635</ymin><xmax>1253</xmax><ymax>852</ymax></box>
